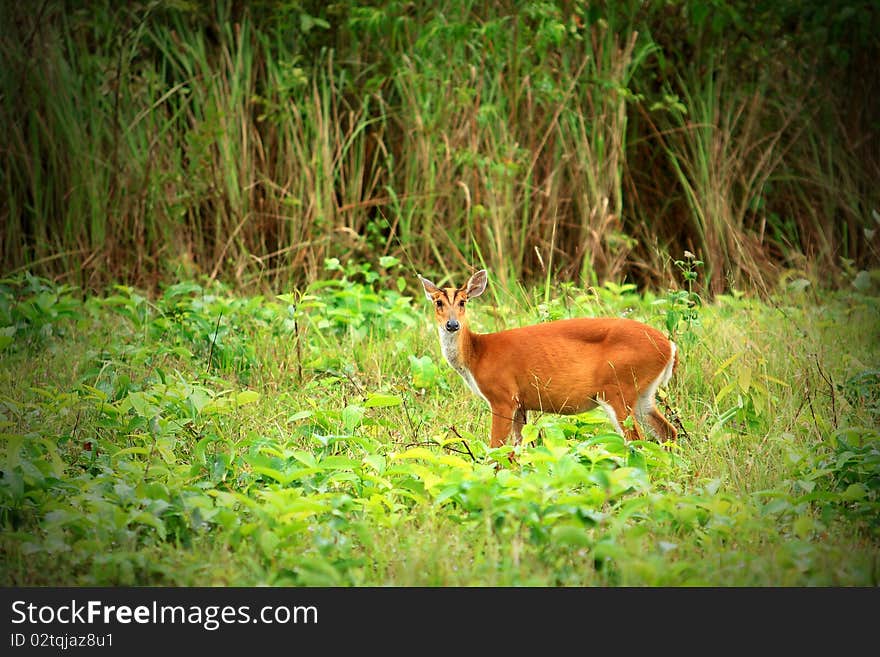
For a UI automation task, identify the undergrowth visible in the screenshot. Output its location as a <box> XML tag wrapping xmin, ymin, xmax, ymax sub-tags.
<box><xmin>0</xmin><ymin>263</ymin><xmax>878</xmax><ymax>585</ymax></box>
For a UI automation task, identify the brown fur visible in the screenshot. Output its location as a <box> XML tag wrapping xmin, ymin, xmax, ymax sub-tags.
<box><xmin>419</xmin><ymin>270</ymin><xmax>678</xmax><ymax>447</ymax></box>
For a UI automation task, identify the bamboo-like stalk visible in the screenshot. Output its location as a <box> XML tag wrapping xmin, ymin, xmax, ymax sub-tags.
<box><xmin>1</xmin><ymin>1</ymin><xmax>875</xmax><ymax>296</ymax></box>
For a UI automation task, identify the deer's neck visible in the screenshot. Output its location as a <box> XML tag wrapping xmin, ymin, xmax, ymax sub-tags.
<box><xmin>438</xmin><ymin>326</ymin><xmax>487</xmax><ymax>402</ymax></box>
<box><xmin>439</xmin><ymin>325</ymin><xmax>472</xmax><ymax>371</ymax></box>
<box><xmin>439</xmin><ymin>326</ymin><xmax>470</xmax><ymax>374</ymax></box>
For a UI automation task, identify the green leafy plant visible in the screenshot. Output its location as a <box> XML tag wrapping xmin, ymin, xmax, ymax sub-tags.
<box><xmin>663</xmin><ymin>252</ymin><xmax>704</xmax><ymax>347</ymax></box>
<box><xmin>1</xmin><ymin>273</ymin><xmax>878</xmax><ymax>586</ymax></box>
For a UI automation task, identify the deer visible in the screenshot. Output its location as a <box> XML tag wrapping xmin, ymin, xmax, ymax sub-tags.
<box><xmin>418</xmin><ymin>269</ymin><xmax>678</xmax><ymax>448</ymax></box>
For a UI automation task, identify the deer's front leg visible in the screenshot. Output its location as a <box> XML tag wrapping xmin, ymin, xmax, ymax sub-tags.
<box><xmin>488</xmin><ymin>402</ymin><xmax>515</xmax><ymax>448</ymax></box>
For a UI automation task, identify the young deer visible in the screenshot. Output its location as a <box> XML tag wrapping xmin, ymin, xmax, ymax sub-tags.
<box><xmin>419</xmin><ymin>269</ymin><xmax>678</xmax><ymax>447</ymax></box>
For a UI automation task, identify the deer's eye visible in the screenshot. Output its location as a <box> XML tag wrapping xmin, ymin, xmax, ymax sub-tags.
<box><xmin>458</xmin><ymin>300</ymin><xmax>466</xmax><ymax>309</ymax></box>
<box><xmin>435</xmin><ymin>299</ymin><xmax>443</xmax><ymax>309</ymax></box>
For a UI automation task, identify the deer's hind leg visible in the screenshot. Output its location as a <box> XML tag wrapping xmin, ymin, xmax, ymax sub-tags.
<box><xmin>635</xmin><ymin>366</ymin><xmax>678</xmax><ymax>443</ymax></box>
<box><xmin>596</xmin><ymin>395</ymin><xmax>645</xmax><ymax>442</ymax></box>
<box><xmin>644</xmin><ymin>407</ymin><xmax>677</xmax><ymax>442</ymax></box>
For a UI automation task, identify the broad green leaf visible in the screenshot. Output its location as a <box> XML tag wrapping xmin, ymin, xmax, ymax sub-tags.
<box><xmin>252</xmin><ymin>466</ymin><xmax>295</xmax><ymax>486</ymax></box>
<box><xmin>542</xmin><ymin>422</ymin><xmax>567</xmax><ymax>445</ymax></box>
<box><xmin>520</xmin><ymin>423</ymin><xmax>539</xmax><ymax>445</ymax></box>
<box><xmin>137</xmin><ymin>481</ymin><xmax>170</xmax><ymax>501</ymax></box>
<box><xmin>127</xmin><ymin>391</ymin><xmax>154</xmax><ymax>418</ymax></box>
<box><xmin>626</xmin><ymin>446</ymin><xmax>646</xmax><ymax>470</ymax></box>
<box><xmin>342</xmin><ymin>404</ymin><xmax>365</xmax><ymax>431</ymax></box>
<box><xmin>79</xmin><ymin>384</ymin><xmax>109</xmax><ymax>401</ymax></box>
<box><xmin>327</xmin><ymin>471</ymin><xmax>360</xmax><ymax>484</ymax></box>
<box><xmin>129</xmin><ymin>511</ymin><xmax>167</xmax><ymax>540</ymax></box>
<box><xmin>714</xmin><ymin>379</ymin><xmax>737</xmax><ymax>404</ymax></box>
<box><xmin>853</xmin><ymin>269</ymin><xmax>872</xmax><ymax>292</ymax></box>
<box><xmin>795</xmin><ymin>480</ymin><xmax>815</xmax><ymax>493</ymax></box>
<box><xmin>615</xmin><ymin>496</ymin><xmax>651</xmax><ymax>521</ymax></box>
<box><xmin>578</xmin><ymin>408</ymin><xmax>613</xmax><ymax>425</ymax></box>
<box><xmin>43</xmin><ymin>509</ymin><xmax>76</xmax><ymax>526</ymax></box>
<box><xmin>201</xmin><ymin>399</ymin><xmax>233</xmax><ymax>417</ymax></box>
<box><xmin>363</xmin><ymin>393</ymin><xmax>402</xmax><ymax>408</ymax></box>
<box><xmin>187</xmin><ymin>387</ymin><xmax>211</xmax><ymax>414</ymax></box>
<box><xmin>792</xmin><ymin>516</ymin><xmax>814</xmax><ymax>538</ymax></box>
<box><xmin>762</xmin><ymin>498</ymin><xmax>792</xmax><ymax>514</ymax></box>
<box><xmin>255</xmin><ymin>446</ymin><xmax>284</xmax><ymax>460</ymax></box>
<box><xmin>592</xmin><ymin>539</ymin><xmax>624</xmax><ymax>563</ymax></box>
<box><xmin>3</xmin><ymin>433</ymin><xmax>24</xmax><ymax>470</ymax></box>
<box><xmin>320</xmin><ymin>455</ymin><xmax>359</xmax><ymax>470</ymax></box>
<box><xmin>208</xmin><ymin>489</ymin><xmax>260</xmax><ymax>510</ymax></box>
<box><xmin>295</xmin><ymin>556</ymin><xmax>343</xmax><ymax>586</ymax></box>
<box><xmin>437</xmin><ymin>454</ymin><xmax>472</xmax><ymax>469</ymax></box>
<box><xmin>409</xmin><ymin>354</ymin><xmax>439</xmax><ymax>388</ymax></box>
<box><xmin>236</xmin><ymin>390</ymin><xmax>260</xmax><ymax>406</ymax></box>
<box><xmin>551</xmin><ymin>524</ymin><xmax>591</xmax><ymax>548</ymax></box>
<box><xmin>363</xmin><ymin>454</ymin><xmax>386</xmax><ymax>473</ymax></box>
<box><xmin>259</xmin><ymin>530</ymin><xmax>280</xmax><ymax>558</ymax></box>
<box><xmin>841</xmin><ymin>483</ymin><xmax>868</xmax><ymax>501</ymax></box>
<box><xmin>409</xmin><ymin>464</ymin><xmax>442</xmax><ymax>490</ymax></box>
<box><xmin>606</xmin><ymin>467</ymin><xmax>649</xmax><ymax>496</ymax></box>
<box><xmin>291</xmin><ymin>450</ymin><xmax>317</xmax><ymax>468</ymax></box>
<box><xmin>276</xmin><ymin>498</ymin><xmax>332</xmax><ymax>521</ymax></box>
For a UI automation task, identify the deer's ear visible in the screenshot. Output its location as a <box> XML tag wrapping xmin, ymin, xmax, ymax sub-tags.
<box><xmin>418</xmin><ymin>275</ymin><xmax>440</xmax><ymax>301</ymax></box>
<box><xmin>466</xmin><ymin>270</ymin><xmax>488</xmax><ymax>298</ymax></box>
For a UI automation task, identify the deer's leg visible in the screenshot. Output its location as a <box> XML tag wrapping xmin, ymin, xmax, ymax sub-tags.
<box><xmin>645</xmin><ymin>407</ymin><xmax>677</xmax><ymax>442</ymax></box>
<box><xmin>489</xmin><ymin>403</ymin><xmax>515</xmax><ymax>448</ymax></box>
<box><xmin>635</xmin><ymin>365</ymin><xmax>678</xmax><ymax>443</ymax></box>
<box><xmin>606</xmin><ymin>396</ymin><xmax>645</xmax><ymax>442</ymax></box>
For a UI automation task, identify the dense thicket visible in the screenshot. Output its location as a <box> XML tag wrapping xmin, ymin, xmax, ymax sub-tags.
<box><xmin>1</xmin><ymin>0</ymin><xmax>877</xmax><ymax>294</ymax></box>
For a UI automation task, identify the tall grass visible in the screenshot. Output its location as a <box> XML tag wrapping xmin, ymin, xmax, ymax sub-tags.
<box><xmin>656</xmin><ymin>71</ymin><xmax>797</xmax><ymax>295</ymax></box>
<box><xmin>1</xmin><ymin>1</ymin><xmax>877</xmax><ymax>296</ymax></box>
<box><xmin>376</xmin><ymin>3</ymin><xmax>653</xmax><ymax>291</ymax></box>
<box><xmin>557</xmin><ymin>27</ymin><xmax>655</xmax><ymax>288</ymax></box>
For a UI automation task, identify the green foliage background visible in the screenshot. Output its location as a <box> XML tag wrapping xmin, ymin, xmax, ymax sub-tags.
<box><xmin>2</xmin><ymin>0</ymin><xmax>878</xmax><ymax>294</ymax></box>
<box><xmin>1</xmin><ymin>263</ymin><xmax>878</xmax><ymax>585</ymax></box>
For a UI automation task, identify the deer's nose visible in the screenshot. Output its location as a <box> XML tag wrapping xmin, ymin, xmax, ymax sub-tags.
<box><xmin>445</xmin><ymin>319</ymin><xmax>460</xmax><ymax>332</ymax></box>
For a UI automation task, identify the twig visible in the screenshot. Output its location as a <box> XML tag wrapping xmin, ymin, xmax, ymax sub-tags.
<box><xmin>663</xmin><ymin>397</ymin><xmax>690</xmax><ymax>441</ymax></box>
<box><xmin>448</xmin><ymin>425</ymin><xmax>476</xmax><ymax>462</ymax></box>
<box><xmin>814</xmin><ymin>354</ymin><xmax>838</xmax><ymax>429</ymax></box>
<box><xmin>400</xmin><ymin>396</ymin><xmax>422</xmax><ymax>442</ymax></box>
<box><xmin>141</xmin><ymin>421</ymin><xmax>160</xmax><ymax>484</ymax></box>
<box><xmin>805</xmin><ymin>381</ymin><xmax>821</xmax><ymax>437</ymax></box>
<box><xmin>341</xmin><ymin>370</ymin><xmax>365</xmax><ymax>397</ymax></box>
<box><xmin>402</xmin><ymin>440</ymin><xmax>474</xmax><ymax>459</ymax></box>
<box><xmin>294</xmin><ymin>311</ymin><xmax>303</xmax><ymax>382</ymax></box>
<box><xmin>788</xmin><ymin>387</ymin><xmax>809</xmax><ymax>430</ymax></box>
<box><xmin>206</xmin><ymin>311</ymin><xmax>223</xmax><ymax>374</ymax></box>
<box><xmin>71</xmin><ymin>409</ymin><xmax>82</xmax><ymax>439</ymax></box>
